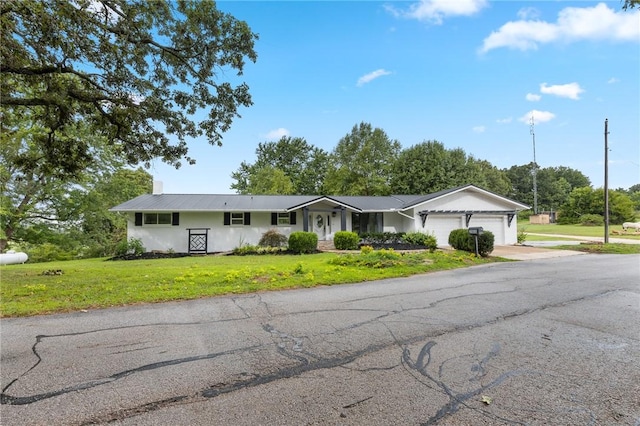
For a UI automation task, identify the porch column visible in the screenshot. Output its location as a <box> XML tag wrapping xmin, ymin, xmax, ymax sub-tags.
<box><xmin>340</xmin><ymin>207</ymin><xmax>346</xmax><ymax>231</ymax></box>
<box><xmin>302</xmin><ymin>206</ymin><xmax>309</xmax><ymax>232</ymax></box>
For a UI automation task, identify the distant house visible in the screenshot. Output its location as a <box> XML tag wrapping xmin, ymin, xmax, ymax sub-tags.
<box><xmin>110</xmin><ymin>184</ymin><xmax>529</xmax><ymax>253</ymax></box>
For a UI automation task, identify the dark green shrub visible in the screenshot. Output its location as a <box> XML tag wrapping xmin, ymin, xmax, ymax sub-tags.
<box><xmin>288</xmin><ymin>232</ymin><xmax>318</xmax><ymax>254</ymax></box>
<box><xmin>334</xmin><ymin>231</ymin><xmax>359</xmax><ymax>250</ymax></box>
<box><xmin>359</xmin><ymin>232</ymin><xmax>404</xmax><ymax>245</ymax></box>
<box><xmin>448</xmin><ymin>229</ymin><xmax>494</xmax><ymax>257</ymax></box>
<box><xmin>259</xmin><ymin>229</ymin><xmax>288</xmax><ymax>247</ymax></box>
<box><xmin>578</xmin><ymin>214</ymin><xmax>604</xmax><ymax>226</ymax></box>
<box><xmin>448</xmin><ymin>229</ymin><xmax>474</xmax><ymax>252</ymax></box>
<box><xmin>477</xmin><ymin>231</ymin><xmax>494</xmax><ymax>257</ymax></box>
<box><xmin>402</xmin><ymin>232</ymin><xmax>437</xmax><ymax>251</ymax></box>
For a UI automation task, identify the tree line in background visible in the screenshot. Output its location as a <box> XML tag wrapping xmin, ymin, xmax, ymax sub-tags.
<box><xmin>231</xmin><ymin>121</ymin><xmax>638</xmax><ymax>220</ymax></box>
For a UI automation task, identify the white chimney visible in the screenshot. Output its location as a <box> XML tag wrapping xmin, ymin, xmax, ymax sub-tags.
<box><xmin>152</xmin><ymin>180</ymin><xmax>163</xmax><ymax>195</ymax></box>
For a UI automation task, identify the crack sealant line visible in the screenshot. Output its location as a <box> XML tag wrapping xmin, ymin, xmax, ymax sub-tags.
<box><xmin>2</xmin><ymin>288</ymin><xmax>626</xmax><ymax>410</ymax></box>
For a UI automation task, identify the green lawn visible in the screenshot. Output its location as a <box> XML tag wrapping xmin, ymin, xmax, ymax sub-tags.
<box><xmin>1</xmin><ymin>250</ymin><xmax>502</xmax><ymax>317</ymax></box>
<box><xmin>518</xmin><ymin>222</ymin><xmax>640</xmax><ymax>240</ymax></box>
<box><xmin>551</xmin><ymin>243</ymin><xmax>640</xmax><ymax>255</ymax></box>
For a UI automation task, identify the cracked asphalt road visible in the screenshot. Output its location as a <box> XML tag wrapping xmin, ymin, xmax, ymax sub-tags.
<box><xmin>1</xmin><ymin>254</ymin><xmax>639</xmax><ymax>425</ymax></box>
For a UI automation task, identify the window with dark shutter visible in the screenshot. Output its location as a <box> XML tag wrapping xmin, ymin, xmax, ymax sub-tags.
<box><xmin>135</xmin><ymin>212</ymin><xmax>143</xmax><ymax>226</ymax></box>
<box><xmin>244</xmin><ymin>212</ymin><xmax>251</xmax><ymax>226</ymax></box>
<box><xmin>271</xmin><ymin>213</ymin><xmax>277</xmax><ymax>226</ymax></box>
<box><xmin>290</xmin><ymin>212</ymin><xmax>297</xmax><ymax>225</ymax></box>
<box><xmin>172</xmin><ymin>212</ymin><xmax>179</xmax><ymax>226</ymax></box>
<box><xmin>224</xmin><ymin>212</ymin><xmax>231</xmax><ymax>226</ymax></box>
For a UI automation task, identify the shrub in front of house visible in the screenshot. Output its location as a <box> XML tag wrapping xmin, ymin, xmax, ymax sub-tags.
<box><xmin>259</xmin><ymin>229</ymin><xmax>288</xmax><ymax>247</ymax></box>
<box><xmin>477</xmin><ymin>231</ymin><xmax>494</xmax><ymax>257</ymax></box>
<box><xmin>448</xmin><ymin>229</ymin><xmax>474</xmax><ymax>252</ymax></box>
<box><xmin>360</xmin><ymin>231</ymin><xmax>435</xmax><ymax>250</ymax></box>
<box><xmin>402</xmin><ymin>232</ymin><xmax>437</xmax><ymax>252</ymax></box>
<box><xmin>359</xmin><ymin>232</ymin><xmax>404</xmax><ymax>245</ymax></box>
<box><xmin>333</xmin><ymin>231</ymin><xmax>360</xmax><ymax>250</ymax></box>
<box><xmin>288</xmin><ymin>232</ymin><xmax>318</xmax><ymax>254</ymax></box>
<box><xmin>448</xmin><ymin>229</ymin><xmax>494</xmax><ymax>257</ymax></box>
<box><xmin>115</xmin><ymin>238</ymin><xmax>145</xmax><ymax>256</ymax></box>
<box><xmin>232</xmin><ymin>244</ymin><xmax>285</xmax><ymax>255</ymax></box>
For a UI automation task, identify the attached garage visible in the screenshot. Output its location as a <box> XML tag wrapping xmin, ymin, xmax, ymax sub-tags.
<box><xmin>402</xmin><ymin>186</ymin><xmax>529</xmax><ymax>246</ymax></box>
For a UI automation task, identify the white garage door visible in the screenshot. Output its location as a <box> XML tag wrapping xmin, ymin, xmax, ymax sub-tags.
<box><xmin>471</xmin><ymin>216</ymin><xmax>506</xmax><ymax>245</ymax></box>
<box><xmin>424</xmin><ymin>216</ymin><xmax>464</xmax><ymax>247</ymax></box>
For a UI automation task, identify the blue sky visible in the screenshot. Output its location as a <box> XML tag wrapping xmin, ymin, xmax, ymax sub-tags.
<box><xmin>150</xmin><ymin>1</ymin><xmax>639</xmax><ymax>194</ymax></box>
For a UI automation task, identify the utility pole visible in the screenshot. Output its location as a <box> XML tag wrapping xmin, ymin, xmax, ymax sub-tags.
<box><xmin>604</xmin><ymin>119</ymin><xmax>609</xmax><ymax>243</ymax></box>
<box><xmin>530</xmin><ymin>116</ymin><xmax>538</xmax><ymax>215</ymax></box>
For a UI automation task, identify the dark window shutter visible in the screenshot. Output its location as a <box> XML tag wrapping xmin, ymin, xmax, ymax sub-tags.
<box><xmin>271</xmin><ymin>213</ymin><xmax>277</xmax><ymax>226</ymax></box>
<box><xmin>244</xmin><ymin>212</ymin><xmax>251</xmax><ymax>226</ymax></box>
<box><xmin>135</xmin><ymin>212</ymin><xmax>143</xmax><ymax>226</ymax></box>
<box><xmin>290</xmin><ymin>212</ymin><xmax>297</xmax><ymax>225</ymax></box>
<box><xmin>224</xmin><ymin>212</ymin><xmax>230</xmax><ymax>226</ymax></box>
<box><xmin>172</xmin><ymin>212</ymin><xmax>179</xmax><ymax>226</ymax></box>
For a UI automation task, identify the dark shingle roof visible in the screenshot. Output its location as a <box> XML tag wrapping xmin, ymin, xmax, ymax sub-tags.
<box><xmin>110</xmin><ymin>185</ymin><xmax>530</xmax><ymax>212</ymax></box>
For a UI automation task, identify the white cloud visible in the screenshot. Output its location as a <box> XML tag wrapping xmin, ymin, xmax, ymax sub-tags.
<box><xmin>264</xmin><ymin>128</ymin><xmax>290</xmax><ymax>140</ymax></box>
<box><xmin>472</xmin><ymin>125</ymin><xmax>486</xmax><ymax>133</ymax></box>
<box><xmin>386</xmin><ymin>0</ymin><xmax>487</xmax><ymax>24</ymax></box>
<box><xmin>517</xmin><ymin>7</ymin><xmax>540</xmax><ymax>20</ymax></box>
<box><xmin>607</xmin><ymin>77</ymin><xmax>620</xmax><ymax>84</ymax></box>
<box><xmin>479</xmin><ymin>3</ymin><xmax>640</xmax><ymax>53</ymax></box>
<box><xmin>496</xmin><ymin>117</ymin><xmax>512</xmax><ymax>124</ymax></box>
<box><xmin>526</xmin><ymin>93</ymin><xmax>541</xmax><ymax>102</ymax></box>
<box><xmin>519</xmin><ymin>110</ymin><xmax>556</xmax><ymax>124</ymax></box>
<box><xmin>540</xmin><ymin>82</ymin><xmax>584</xmax><ymax>100</ymax></box>
<box><xmin>357</xmin><ymin>69</ymin><xmax>392</xmax><ymax>87</ymax></box>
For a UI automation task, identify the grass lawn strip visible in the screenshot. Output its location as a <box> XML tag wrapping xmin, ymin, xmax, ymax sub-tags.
<box><xmin>1</xmin><ymin>250</ymin><xmax>505</xmax><ymax>317</ymax></box>
<box><xmin>550</xmin><ymin>243</ymin><xmax>640</xmax><ymax>255</ymax></box>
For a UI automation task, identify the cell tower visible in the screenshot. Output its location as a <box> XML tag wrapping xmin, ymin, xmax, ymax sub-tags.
<box><xmin>530</xmin><ymin>115</ymin><xmax>538</xmax><ymax>215</ymax></box>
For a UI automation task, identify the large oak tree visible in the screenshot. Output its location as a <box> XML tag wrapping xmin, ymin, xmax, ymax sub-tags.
<box><xmin>1</xmin><ymin>0</ymin><xmax>258</xmax><ymax>175</ymax></box>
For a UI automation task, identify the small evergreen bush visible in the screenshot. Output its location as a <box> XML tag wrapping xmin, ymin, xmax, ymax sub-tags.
<box><xmin>288</xmin><ymin>232</ymin><xmax>318</xmax><ymax>254</ymax></box>
<box><xmin>334</xmin><ymin>231</ymin><xmax>360</xmax><ymax>250</ymax></box>
<box><xmin>259</xmin><ymin>229</ymin><xmax>288</xmax><ymax>247</ymax></box>
<box><xmin>477</xmin><ymin>231</ymin><xmax>494</xmax><ymax>257</ymax></box>
<box><xmin>448</xmin><ymin>229</ymin><xmax>474</xmax><ymax>252</ymax></box>
<box><xmin>448</xmin><ymin>229</ymin><xmax>494</xmax><ymax>257</ymax></box>
<box><xmin>402</xmin><ymin>232</ymin><xmax>437</xmax><ymax>251</ymax></box>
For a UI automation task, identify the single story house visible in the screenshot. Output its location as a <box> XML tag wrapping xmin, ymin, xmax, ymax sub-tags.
<box><xmin>110</xmin><ymin>184</ymin><xmax>529</xmax><ymax>253</ymax></box>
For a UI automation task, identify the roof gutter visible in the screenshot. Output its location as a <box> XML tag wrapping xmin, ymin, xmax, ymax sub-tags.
<box><xmin>395</xmin><ymin>210</ymin><xmax>414</xmax><ymax>220</ymax></box>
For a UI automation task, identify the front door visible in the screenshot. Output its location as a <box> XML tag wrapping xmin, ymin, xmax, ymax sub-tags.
<box><xmin>310</xmin><ymin>213</ymin><xmax>326</xmax><ymax>240</ymax></box>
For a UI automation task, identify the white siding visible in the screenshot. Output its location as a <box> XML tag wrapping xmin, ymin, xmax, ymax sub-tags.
<box><xmin>127</xmin><ymin>211</ymin><xmax>306</xmax><ymax>253</ymax></box>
